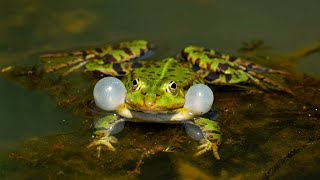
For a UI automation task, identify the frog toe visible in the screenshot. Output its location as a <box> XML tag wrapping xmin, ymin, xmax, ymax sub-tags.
<box><xmin>212</xmin><ymin>142</ymin><xmax>220</xmax><ymax>160</ymax></box>
<box><xmin>87</xmin><ymin>136</ymin><xmax>118</xmax><ymax>157</ymax></box>
<box><xmin>194</xmin><ymin>139</ymin><xmax>220</xmax><ymax>160</ymax></box>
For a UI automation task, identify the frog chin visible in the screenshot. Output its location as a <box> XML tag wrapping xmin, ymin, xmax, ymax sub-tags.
<box><xmin>117</xmin><ymin>106</ymin><xmax>195</xmax><ymax>122</ymax></box>
<box><xmin>141</xmin><ymin>110</ymin><xmax>169</xmax><ymax>114</ymax></box>
<box><xmin>126</xmin><ymin>107</ymin><xmax>176</xmax><ymax>114</ymax></box>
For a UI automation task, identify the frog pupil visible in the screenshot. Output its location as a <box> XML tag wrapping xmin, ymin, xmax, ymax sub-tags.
<box><xmin>132</xmin><ymin>79</ymin><xmax>138</xmax><ymax>86</ymax></box>
<box><xmin>171</xmin><ymin>83</ymin><xmax>177</xmax><ymax>89</ymax></box>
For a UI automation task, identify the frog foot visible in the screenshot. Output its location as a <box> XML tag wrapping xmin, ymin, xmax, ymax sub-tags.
<box><xmin>195</xmin><ymin>139</ymin><xmax>220</xmax><ymax>160</ymax></box>
<box><xmin>87</xmin><ymin>136</ymin><xmax>118</xmax><ymax>158</ymax></box>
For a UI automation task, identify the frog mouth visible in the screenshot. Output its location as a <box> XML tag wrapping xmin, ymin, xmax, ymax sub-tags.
<box><xmin>125</xmin><ymin>96</ymin><xmax>184</xmax><ymax>112</ymax></box>
<box><xmin>125</xmin><ymin>102</ymin><xmax>183</xmax><ymax>113</ymax></box>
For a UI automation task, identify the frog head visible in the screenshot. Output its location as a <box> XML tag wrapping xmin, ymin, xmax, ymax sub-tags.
<box><xmin>93</xmin><ymin>76</ymin><xmax>214</xmax><ymax>118</ymax></box>
<box><xmin>124</xmin><ymin>77</ymin><xmax>185</xmax><ymax>112</ymax></box>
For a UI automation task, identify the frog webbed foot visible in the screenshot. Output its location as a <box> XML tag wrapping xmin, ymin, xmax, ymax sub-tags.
<box><xmin>87</xmin><ymin>115</ymin><xmax>125</xmax><ymax>158</ymax></box>
<box><xmin>184</xmin><ymin>117</ymin><xmax>221</xmax><ymax>160</ymax></box>
<box><xmin>87</xmin><ymin>136</ymin><xmax>118</xmax><ymax>158</ymax></box>
<box><xmin>195</xmin><ymin>138</ymin><xmax>220</xmax><ymax>160</ymax></box>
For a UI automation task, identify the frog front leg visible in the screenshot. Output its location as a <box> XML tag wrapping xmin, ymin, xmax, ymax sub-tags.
<box><xmin>184</xmin><ymin>117</ymin><xmax>221</xmax><ymax>160</ymax></box>
<box><xmin>87</xmin><ymin>114</ymin><xmax>125</xmax><ymax>158</ymax></box>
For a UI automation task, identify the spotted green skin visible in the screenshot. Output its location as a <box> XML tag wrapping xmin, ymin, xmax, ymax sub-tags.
<box><xmin>122</xmin><ymin>58</ymin><xmax>205</xmax><ymax>112</ymax></box>
<box><xmin>42</xmin><ymin>40</ymin><xmax>290</xmax><ymax>159</ymax></box>
<box><xmin>83</xmin><ymin>41</ymin><xmax>224</xmax><ymax>158</ymax></box>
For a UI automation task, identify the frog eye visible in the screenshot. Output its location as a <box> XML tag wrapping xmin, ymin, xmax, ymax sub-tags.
<box><xmin>166</xmin><ymin>81</ymin><xmax>177</xmax><ymax>94</ymax></box>
<box><xmin>132</xmin><ymin>78</ymin><xmax>141</xmax><ymax>91</ymax></box>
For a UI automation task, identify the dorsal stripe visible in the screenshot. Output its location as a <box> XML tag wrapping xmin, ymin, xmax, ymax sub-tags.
<box><xmin>160</xmin><ymin>58</ymin><xmax>173</xmax><ymax>79</ymax></box>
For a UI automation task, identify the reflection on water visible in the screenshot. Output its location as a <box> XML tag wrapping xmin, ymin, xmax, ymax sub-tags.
<box><xmin>0</xmin><ymin>0</ymin><xmax>320</xmax><ymax>179</ymax></box>
<box><xmin>0</xmin><ymin>77</ymin><xmax>77</xmax><ymax>149</ymax></box>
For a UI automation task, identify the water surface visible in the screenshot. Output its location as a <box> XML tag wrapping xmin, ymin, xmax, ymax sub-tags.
<box><xmin>0</xmin><ymin>0</ymin><xmax>319</xmax><ymax>179</ymax></box>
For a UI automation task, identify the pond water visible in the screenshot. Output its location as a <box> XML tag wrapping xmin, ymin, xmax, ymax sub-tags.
<box><xmin>0</xmin><ymin>0</ymin><xmax>319</xmax><ymax>179</ymax></box>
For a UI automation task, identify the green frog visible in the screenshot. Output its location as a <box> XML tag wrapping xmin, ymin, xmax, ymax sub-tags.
<box><xmin>41</xmin><ymin>40</ymin><xmax>292</xmax><ymax>160</ymax></box>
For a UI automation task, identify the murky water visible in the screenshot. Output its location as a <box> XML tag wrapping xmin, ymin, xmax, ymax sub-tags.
<box><xmin>0</xmin><ymin>0</ymin><xmax>319</xmax><ymax>179</ymax></box>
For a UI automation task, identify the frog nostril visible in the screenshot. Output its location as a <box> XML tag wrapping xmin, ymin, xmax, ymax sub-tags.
<box><xmin>142</xmin><ymin>92</ymin><xmax>146</xmax><ymax>95</ymax></box>
<box><xmin>156</xmin><ymin>94</ymin><xmax>160</xmax><ymax>96</ymax></box>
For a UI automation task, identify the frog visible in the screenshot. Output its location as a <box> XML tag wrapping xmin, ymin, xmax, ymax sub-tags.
<box><xmin>40</xmin><ymin>40</ymin><xmax>293</xmax><ymax>160</ymax></box>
